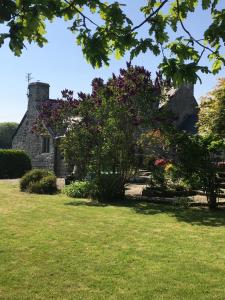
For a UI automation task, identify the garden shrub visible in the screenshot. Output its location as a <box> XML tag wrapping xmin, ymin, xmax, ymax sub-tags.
<box><xmin>27</xmin><ymin>181</ymin><xmax>44</xmax><ymax>194</ymax></box>
<box><xmin>93</xmin><ymin>174</ymin><xmax>125</xmax><ymax>202</ymax></box>
<box><xmin>20</xmin><ymin>169</ymin><xmax>51</xmax><ymax>191</ymax></box>
<box><xmin>63</xmin><ymin>175</ymin><xmax>125</xmax><ymax>201</ymax></box>
<box><xmin>0</xmin><ymin>149</ymin><xmax>31</xmax><ymax>178</ymax></box>
<box><xmin>63</xmin><ymin>180</ymin><xmax>97</xmax><ymax>198</ymax></box>
<box><xmin>39</xmin><ymin>175</ymin><xmax>58</xmax><ymax>194</ymax></box>
<box><xmin>20</xmin><ymin>169</ymin><xmax>57</xmax><ymax>194</ymax></box>
<box><xmin>63</xmin><ymin>175</ymin><xmax>125</xmax><ymax>202</ymax></box>
<box><xmin>148</xmin><ymin>159</ymin><xmax>197</xmax><ymax>193</ymax></box>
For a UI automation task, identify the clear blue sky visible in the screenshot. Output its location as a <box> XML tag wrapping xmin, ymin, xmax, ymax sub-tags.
<box><xmin>0</xmin><ymin>1</ymin><xmax>224</xmax><ymax>123</ymax></box>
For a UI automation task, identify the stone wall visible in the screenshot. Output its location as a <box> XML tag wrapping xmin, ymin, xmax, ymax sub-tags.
<box><xmin>12</xmin><ymin>113</ymin><xmax>55</xmax><ymax>172</ymax></box>
<box><xmin>12</xmin><ymin>82</ymin><xmax>55</xmax><ymax>173</ymax></box>
<box><xmin>165</xmin><ymin>84</ymin><xmax>198</xmax><ymax>127</ymax></box>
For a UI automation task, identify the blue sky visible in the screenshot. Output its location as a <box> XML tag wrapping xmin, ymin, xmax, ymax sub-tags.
<box><xmin>0</xmin><ymin>1</ymin><xmax>224</xmax><ymax>123</ymax></box>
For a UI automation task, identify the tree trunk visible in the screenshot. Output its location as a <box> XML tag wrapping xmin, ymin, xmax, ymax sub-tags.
<box><xmin>206</xmin><ymin>171</ymin><xmax>218</xmax><ymax>210</ymax></box>
<box><xmin>208</xmin><ymin>190</ymin><xmax>217</xmax><ymax>210</ymax></box>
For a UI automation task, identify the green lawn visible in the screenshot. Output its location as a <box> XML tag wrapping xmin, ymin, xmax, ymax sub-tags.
<box><xmin>1</xmin><ymin>180</ymin><xmax>225</xmax><ymax>300</ymax></box>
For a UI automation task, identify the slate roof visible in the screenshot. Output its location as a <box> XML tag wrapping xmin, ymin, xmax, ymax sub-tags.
<box><xmin>12</xmin><ymin>112</ymin><xmax>27</xmax><ymax>140</ymax></box>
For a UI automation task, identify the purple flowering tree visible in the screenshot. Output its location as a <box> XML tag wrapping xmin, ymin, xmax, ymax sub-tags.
<box><xmin>36</xmin><ymin>64</ymin><xmax>165</xmax><ymax>201</ymax></box>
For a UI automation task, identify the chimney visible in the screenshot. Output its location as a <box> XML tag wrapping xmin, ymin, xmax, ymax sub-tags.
<box><xmin>28</xmin><ymin>82</ymin><xmax>50</xmax><ymax>110</ymax></box>
<box><xmin>182</xmin><ymin>83</ymin><xmax>194</xmax><ymax>96</ymax></box>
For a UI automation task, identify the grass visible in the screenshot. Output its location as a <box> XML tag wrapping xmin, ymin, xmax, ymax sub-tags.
<box><xmin>1</xmin><ymin>180</ymin><xmax>225</xmax><ymax>299</ymax></box>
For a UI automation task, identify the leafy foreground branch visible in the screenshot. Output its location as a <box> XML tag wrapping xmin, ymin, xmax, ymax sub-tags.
<box><xmin>1</xmin><ymin>0</ymin><xmax>225</xmax><ymax>85</ymax></box>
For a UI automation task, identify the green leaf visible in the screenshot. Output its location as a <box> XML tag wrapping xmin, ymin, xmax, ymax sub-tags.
<box><xmin>211</xmin><ymin>0</ymin><xmax>219</xmax><ymax>11</ymax></box>
<box><xmin>212</xmin><ymin>59</ymin><xmax>222</xmax><ymax>74</ymax></box>
<box><xmin>115</xmin><ymin>49</ymin><xmax>122</xmax><ymax>60</ymax></box>
<box><xmin>202</xmin><ymin>0</ymin><xmax>211</xmax><ymax>10</ymax></box>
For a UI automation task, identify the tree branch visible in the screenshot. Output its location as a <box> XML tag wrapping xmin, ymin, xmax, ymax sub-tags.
<box><xmin>64</xmin><ymin>0</ymin><xmax>99</xmax><ymax>28</ymax></box>
<box><xmin>197</xmin><ymin>48</ymin><xmax>206</xmax><ymax>64</ymax></box>
<box><xmin>131</xmin><ymin>0</ymin><xmax>169</xmax><ymax>32</ymax></box>
<box><xmin>176</xmin><ymin>0</ymin><xmax>224</xmax><ymax>63</ymax></box>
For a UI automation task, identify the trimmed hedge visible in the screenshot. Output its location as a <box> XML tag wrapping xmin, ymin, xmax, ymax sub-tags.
<box><xmin>20</xmin><ymin>169</ymin><xmax>57</xmax><ymax>194</ymax></box>
<box><xmin>0</xmin><ymin>149</ymin><xmax>31</xmax><ymax>179</ymax></box>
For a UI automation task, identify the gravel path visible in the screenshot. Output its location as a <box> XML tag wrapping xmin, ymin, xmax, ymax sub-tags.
<box><xmin>125</xmin><ymin>183</ymin><xmax>146</xmax><ymax>196</ymax></box>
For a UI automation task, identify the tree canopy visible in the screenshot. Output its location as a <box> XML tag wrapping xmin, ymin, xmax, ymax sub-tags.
<box><xmin>0</xmin><ymin>122</ymin><xmax>18</xmax><ymax>149</ymax></box>
<box><xmin>1</xmin><ymin>0</ymin><xmax>225</xmax><ymax>85</ymax></box>
<box><xmin>198</xmin><ymin>78</ymin><xmax>225</xmax><ymax>137</ymax></box>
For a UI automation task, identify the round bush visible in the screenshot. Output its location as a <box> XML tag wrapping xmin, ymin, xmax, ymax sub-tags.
<box><xmin>93</xmin><ymin>174</ymin><xmax>125</xmax><ymax>202</ymax></box>
<box><xmin>63</xmin><ymin>181</ymin><xmax>97</xmax><ymax>198</ymax></box>
<box><xmin>0</xmin><ymin>149</ymin><xmax>31</xmax><ymax>179</ymax></box>
<box><xmin>20</xmin><ymin>169</ymin><xmax>51</xmax><ymax>191</ymax></box>
<box><xmin>27</xmin><ymin>181</ymin><xmax>43</xmax><ymax>194</ymax></box>
<box><xmin>20</xmin><ymin>169</ymin><xmax>57</xmax><ymax>194</ymax></box>
<box><xmin>39</xmin><ymin>175</ymin><xmax>57</xmax><ymax>194</ymax></box>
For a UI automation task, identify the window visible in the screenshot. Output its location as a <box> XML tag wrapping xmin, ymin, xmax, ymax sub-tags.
<box><xmin>42</xmin><ymin>137</ymin><xmax>50</xmax><ymax>153</ymax></box>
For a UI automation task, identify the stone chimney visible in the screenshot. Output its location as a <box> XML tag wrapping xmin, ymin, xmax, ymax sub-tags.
<box><xmin>28</xmin><ymin>82</ymin><xmax>50</xmax><ymax>110</ymax></box>
<box><xmin>181</xmin><ymin>83</ymin><xmax>194</xmax><ymax>96</ymax></box>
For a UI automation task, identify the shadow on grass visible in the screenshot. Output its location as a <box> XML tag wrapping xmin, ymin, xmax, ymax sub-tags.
<box><xmin>65</xmin><ymin>200</ymin><xmax>107</xmax><ymax>207</ymax></box>
<box><xmin>65</xmin><ymin>197</ymin><xmax>225</xmax><ymax>227</ymax></box>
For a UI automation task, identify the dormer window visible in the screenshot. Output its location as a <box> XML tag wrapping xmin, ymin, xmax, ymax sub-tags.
<box><xmin>42</xmin><ymin>137</ymin><xmax>50</xmax><ymax>153</ymax></box>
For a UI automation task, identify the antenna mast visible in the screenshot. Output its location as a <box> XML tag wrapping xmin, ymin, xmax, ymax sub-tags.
<box><xmin>26</xmin><ymin>73</ymin><xmax>33</xmax><ymax>97</ymax></box>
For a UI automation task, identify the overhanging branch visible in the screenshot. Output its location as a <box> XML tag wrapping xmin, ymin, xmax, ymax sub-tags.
<box><xmin>176</xmin><ymin>0</ymin><xmax>225</xmax><ymax>63</ymax></box>
<box><xmin>131</xmin><ymin>0</ymin><xmax>169</xmax><ymax>32</ymax></box>
<box><xmin>64</xmin><ymin>0</ymin><xmax>99</xmax><ymax>28</ymax></box>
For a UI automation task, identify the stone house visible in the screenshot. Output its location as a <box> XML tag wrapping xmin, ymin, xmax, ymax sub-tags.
<box><xmin>12</xmin><ymin>82</ymin><xmax>67</xmax><ymax>177</ymax></box>
<box><xmin>164</xmin><ymin>84</ymin><xmax>198</xmax><ymax>133</ymax></box>
<box><xmin>12</xmin><ymin>81</ymin><xmax>198</xmax><ymax>177</ymax></box>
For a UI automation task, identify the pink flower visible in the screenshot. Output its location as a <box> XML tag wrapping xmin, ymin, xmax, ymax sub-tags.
<box><xmin>217</xmin><ymin>162</ymin><xmax>225</xmax><ymax>169</ymax></box>
<box><xmin>154</xmin><ymin>159</ymin><xmax>168</xmax><ymax>167</ymax></box>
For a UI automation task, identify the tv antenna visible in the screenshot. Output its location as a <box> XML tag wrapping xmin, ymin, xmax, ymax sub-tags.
<box><xmin>26</xmin><ymin>73</ymin><xmax>33</xmax><ymax>84</ymax></box>
<box><xmin>26</xmin><ymin>73</ymin><xmax>33</xmax><ymax>97</ymax></box>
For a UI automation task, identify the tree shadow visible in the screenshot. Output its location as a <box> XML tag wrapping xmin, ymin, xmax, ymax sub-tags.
<box><xmin>65</xmin><ymin>197</ymin><xmax>225</xmax><ymax>227</ymax></box>
<box><xmin>132</xmin><ymin>201</ymin><xmax>225</xmax><ymax>227</ymax></box>
<box><xmin>65</xmin><ymin>200</ymin><xmax>108</xmax><ymax>207</ymax></box>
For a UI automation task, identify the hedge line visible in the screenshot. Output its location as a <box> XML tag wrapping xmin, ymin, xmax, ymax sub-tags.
<box><xmin>0</xmin><ymin>150</ymin><xmax>31</xmax><ymax>179</ymax></box>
